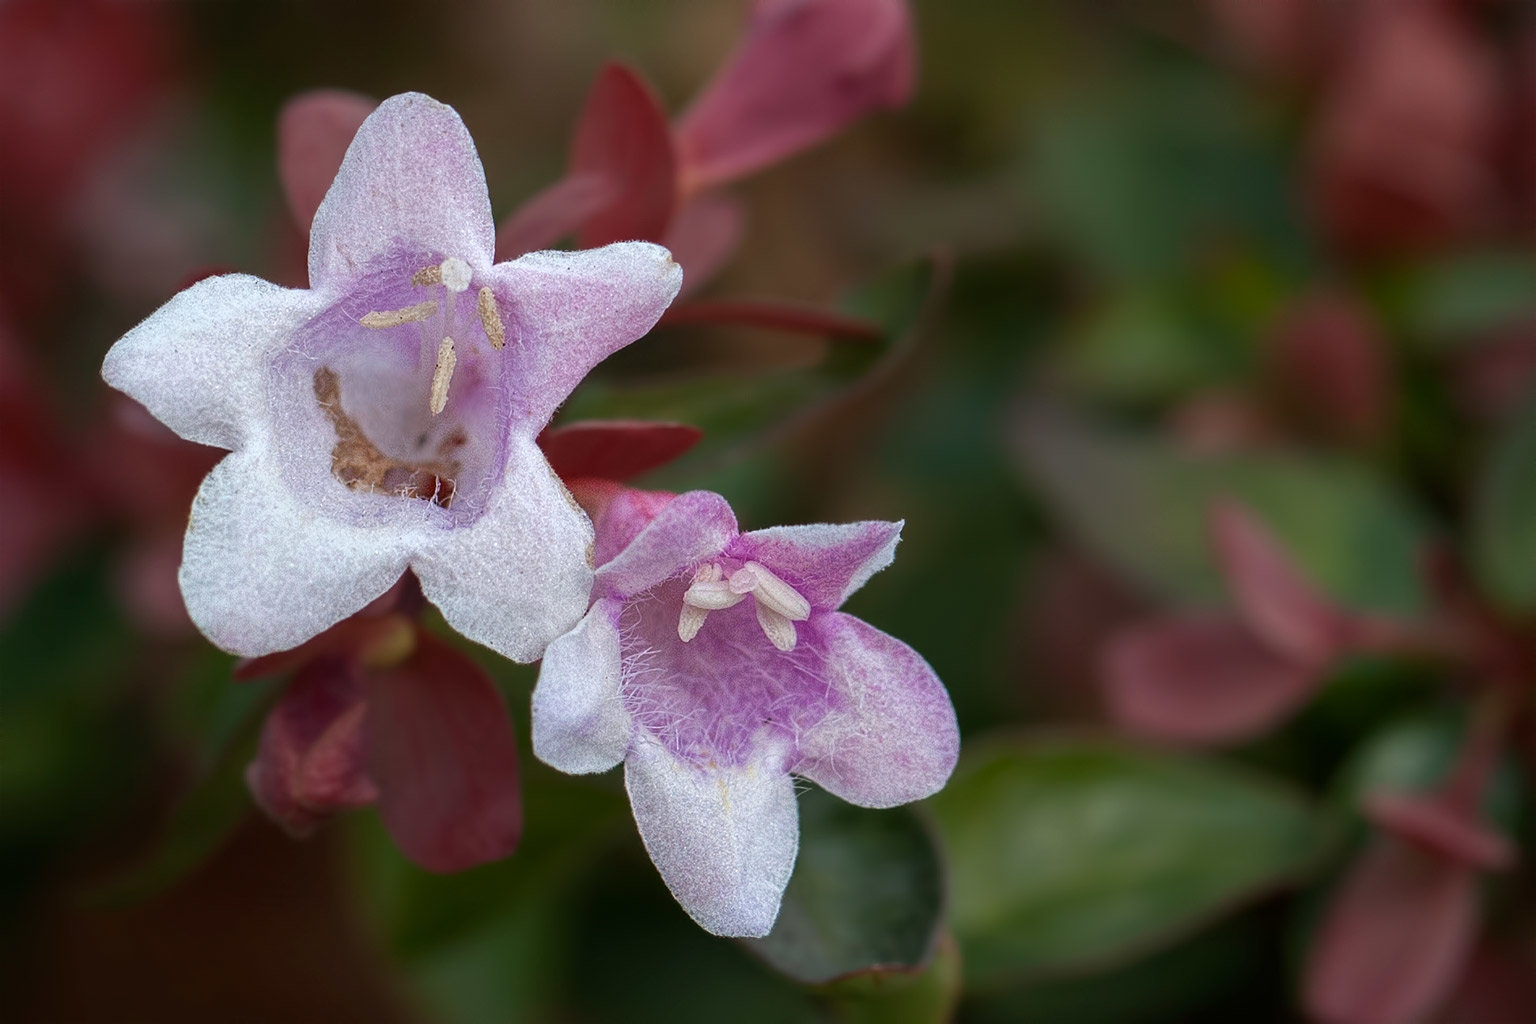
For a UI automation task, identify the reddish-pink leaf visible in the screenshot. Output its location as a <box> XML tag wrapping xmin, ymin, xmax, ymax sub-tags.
<box><xmin>1304</xmin><ymin>838</ymin><xmax>1481</xmax><ymax>1024</ymax></box>
<box><xmin>538</xmin><ymin>420</ymin><xmax>703</xmax><ymax>482</ymax></box>
<box><xmin>1267</xmin><ymin>291</ymin><xmax>1392</xmax><ymax>447</ymax></box>
<box><xmin>663</xmin><ymin>192</ymin><xmax>745</xmax><ymax>296</ymax></box>
<box><xmin>675</xmin><ymin>0</ymin><xmax>915</xmax><ymax>191</ymax></box>
<box><xmin>661</xmin><ymin>298</ymin><xmax>882</xmax><ymax>340</ymax></box>
<box><xmin>571</xmin><ymin>62</ymin><xmax>677</xmax><ymax>248</ymax></box>
<box><xmin>1103</xmin><ymin>615</ymin><xmax>1321</xmax><ymax>744</ymax></box>
<box><xmin>1209</xmin><ymin>500</ymin><xmax>1350</xmax><ymax>667</ymax></box>
<box><xmin>365</xmin><ymin>631</ymin><xmax>522</xmax><ymax>873</ymax></box>
<box><xmin>276</xmin><ymin>89</ymin><xmax>376</xmax><ymax>232</ymax></box>
<box><xmin>1364</xmin><ymin>793</ymin><xmax>1515</xmax><ymax>871</ymax></box>
<box><xmin>495</xmin><ymin>173</ymin><xmax>614</xmax><ymax>260</ymax></box>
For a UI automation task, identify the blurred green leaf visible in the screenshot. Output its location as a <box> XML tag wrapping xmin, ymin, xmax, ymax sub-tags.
<box><xmin>929</xmin><ymin>734</ymin><xmax>1322</xmax><ymax>987</ymax></box>
<box><xmin>818</xmin><ymin>930</ymin><xmax>962</xmax><ymax>1024</ymax></box>
<box><xmin>746</xmin><ymin>787</ymin><xmax>944</xmax><ymax>985</ymax></box>
<box><xmin>1471</xmin><ymin>388</ymin><xmax>1536</xmax><ymax>613</ymax></box>
<box><xmin>560</xmin><ymin>257</ymin><xmax>943</xmax><ymax>475</ymax></box>
<box><xmin>1013</xmin><ymin>407</ymin><xmax>1427</xmax><ymax>614</ymax></box>
<box><xmin>1399</xmin><ymin>253</ymin><xmax>1536</xmax><ymax>344</ymax></box>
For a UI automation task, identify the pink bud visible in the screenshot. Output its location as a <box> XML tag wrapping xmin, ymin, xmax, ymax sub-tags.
<box><xmin>276</xmin><ymin>90</ymin><xmax>376</xmax><ymax>231</ymax></box>
<box><xmin>675</xmin><ymin>0</ymin><xmax>915</xmax><ymax>191</ymax></box>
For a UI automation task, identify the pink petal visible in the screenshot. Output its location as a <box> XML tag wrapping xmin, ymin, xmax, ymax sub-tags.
<box><xmin>590</xmin><ymin>485</ymin><xmax>678</xmax><ymax>566</ymax></box>
<box><xmin>538</xmin><ymin>419</ymin><xmax>702</xmax><ymax>482</ymax></box>
<box><xmin>494</xmin><ymin>173</ymin><xmax>613</xmax><ymax>261</ymax></box>
<box><xmin>662</xmin><ymin>193</ymin><xmax>745</xmax><ymax>296</ymax></box>
<box><xmin>1364</xmin><ymin>793</ymin><xmax>1515</xmax><ymax>871</ymax></box>
<box><xmin>674</xmin><ymin>0</ymin><xmax>915</xmax><ymax>190</ymax></box>
<box><xmin>1103</xmin><ymin>615</ymin><xmax>1322</xmax><ymax>744</ymax></box>
<box><xmin>365</xmin><ymin>630</ymin><xmax>522</xmax><ymax>873</ymax></box>
<box><xmin>593</xmin><ymin>489</ymin><xmax>737</xmax><ymax>598</ymax></box>
<box><xmin>1303</xmin><ymin>839</ymin><xmax>1481</xmax><ymax>1024</ymax></box>
<box><xmin>246</xmin><ymin>661</ymin><xmax>378</xmax><ymax>836</ymax></box>
<box><xmin>276</xmin><ymin>89</ymin><xmax>376</xmax><ymax>232</ymax></box>
<box><xmin>731</xmin><ymin>520</ymin><xmax>903</xmax><ymax>609</ymax></box>
<box><xmin>1209</xmin><ymin>500</ymin><xmax>1350</xmax><ymax>666</ymax></box>
<box><xmin>570</xmin><ymin>62</ymin><xmax>677</xmax><ymax>249</ymax></box>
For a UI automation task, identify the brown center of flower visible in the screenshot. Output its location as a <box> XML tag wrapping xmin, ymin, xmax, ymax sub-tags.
<box><xmin>313</xmin><ymin>367</ymin><xmax>463</xmax><ymax>505</ymax></box>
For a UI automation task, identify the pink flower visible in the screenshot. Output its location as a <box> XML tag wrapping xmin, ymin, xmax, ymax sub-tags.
<box><xmin>531</xmin><ymin>488</ymin><xmax>958</xmax><ymax>936</ymax></box>
<box><xmin>102</xmin><ymin>93</ymin><xmax>683</xmax><ymax>659</ymax></box>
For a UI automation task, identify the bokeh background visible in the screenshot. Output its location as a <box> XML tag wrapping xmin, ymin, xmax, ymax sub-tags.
<box><xmin>3</xmin><ymin>1</ymin><xmax>1534</xmax><ymax>1021</ymax></box>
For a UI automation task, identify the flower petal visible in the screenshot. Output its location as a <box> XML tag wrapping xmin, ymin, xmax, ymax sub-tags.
<box><xmin>675</xmin><ymin>0</ymin><xmax>915</xmax><ymax>190</ymax></box>
<box><xmin>180</xmin><ymin>449</ymin><xmax>410</xmax><ymax>656</ymax></box>
<box><xmin>309</xmin><ymin>92</ymin><xmax>495</xmax><ymax>287</ymax></box>
<box><xmin>624</xmin><ymin>734</ymin><xmax>799</xmax><ymax>937</ymax></box>
<box><xmin>731</xmin><ymin>520</ymin><xmax>902</xmax><ymax>609</ymax></box>
<box><xmin>538</xmin><ymin>419</ymin><xmax>702</xmax><ymax>482</ymax></box>
<box><xmin>277</xmin><ymin>89</ymin><xmax>376</xmax><ymax>232</ymax></box>
<box><xmin>411</xmin><ymin>434</ymin><xmax>593</xmax><ymax>663</ymax></box>
<box><xmin>793</xmin><ymin>612</ymin><xmax>958</xmax><ymax>808</ymax></box>
<box><xmin>593</xmin><ymin>490</ymin><xmax>737</xmax><ymax>600</ymax></box>
<box><xmin>491</xmin><ymin>241</ymin><xmax>683</xmax><ymax>429</ymax></box>
<box><xmin>366</xmin><ymin>629</ymin><xmax>522</xmax><ymax>873</ymax></box>
<box><xmin>531</xmin><ymin>599</ymin><xmax>632</xmax><ymax>774</ymax></box>
<box><xmin>1102</xmin><ymin>615</ymin><xmax>1322</xmax><ymax>744</ymax></box>
<box><xmin>102</xmin><ymin>274</ymin><xmax>320</xmax><ymax>450</ymax></box>
<box><xmin>1303</xmin><ymin>838</ymin><xmax>1480</xmax><ymax>1024</ymax></box>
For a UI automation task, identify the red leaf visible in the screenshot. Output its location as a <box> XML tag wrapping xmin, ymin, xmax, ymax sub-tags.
<box><xmin>538</xmin><ymin>419</ymin><xmax>702</xmax><ymax>482</ymax></box>
<box><xmin>365</xmin><ymin>631</ymin><xmax>522</xmax><ymax>873</ymax></box>
<box><xmin>571</xmin><ymin>62</ymin><xmax>677</xmax><ymax>248</ymax></box>
<box><xmin>1102</xmin><ymin>615</ymin><xmax>1321</xmax><ymax>744</ymax></box>
<box><xmin>1267</xmin><ymin>291</ymin><xmax>1392</xmax><ymax>447</ymax></box>
<box><xmin>495</xmin><ymin>173</ymin><xmax>614</xmax><ymax>260</ymax></box>
<box><xmin>277</xmin><ymin>90</ymin><xmax>376</xmax><ymax>231</ymax></box>
<box><xmin>1364</xmin><ymin>793</ymin><xmax>1515</xmax><ymax>871</ymax></box>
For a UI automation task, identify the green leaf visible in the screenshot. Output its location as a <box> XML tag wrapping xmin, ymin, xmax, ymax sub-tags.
<box><xmin>1399</xmin><ymin>252</ymin><xmax>1536</xmax><ymax>344</ymax></box>
<box><xmin>1471</xmin><ymin>387</ymin><xmax>1536</xmax><ymax>612</ymax></box>
<box><xmin>818</xmin><ymin>931</ymin><xmax>962</xmax><ymax>1024</ymax></box>
<box><xmin>928</xmin><ymin>734</ymin><xmax>1323</xmax><ymax>987</ymax></box>
<box><xmin>1013</xmin><ymin>407</ymin><xmax>1427</xmax><ymax>614</ymax></box>
<box><xmin>746</xmin><ymin>786</ymin><xmax>945</xmax><ymax>985</ymax></box>
<box><xmin>559</xmin><ymin>257</ymin><xmax>945</xmax><ymax>476</ymax></box>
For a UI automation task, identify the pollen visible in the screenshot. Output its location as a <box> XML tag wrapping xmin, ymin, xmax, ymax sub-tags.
<box><xmin>478</xmin><ymin>286</ymin><xmax>506</xmax><ymax>349</ymax></box>
<box><xmin>359</xmin><ymin>300</ymin><xmax>439</xmax><ymax>328</ymax></box>
<box><xmin>410</xmin><ymin>264</ymin><xmax>443</xmax><ymax>287</ymax></box>
<box><xmin>430</xmin><ymin>336</ymin><xmax>457</xmax><ymax>416</ymax></box>
<box><xmin>439</xmin><ymin>257</ymin><xmax>472</xmax><ymax>293</ymax></box>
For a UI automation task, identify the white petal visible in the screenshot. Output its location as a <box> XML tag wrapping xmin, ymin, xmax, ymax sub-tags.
<box><xmin>624</xmin><ymin>735</ymin><xmax>799</xmax><ymax>938</ymax></box>
<box><xmin>309</xmin><ymin>92</ymin><xmax>495</xmax><ymax>287</ymax></box>
<box><xmin>180</xmin><ymin>448</ymin><xmax>410</xmax><ymax>656</ymax></box>
<box><xmin>412</xmin><ymin>434</ymin><xmax>593</xmax><ymax>663</ymax></box>
<box><xmin>102</xmin><ymin>274</ymin><xmax>320</xmax><ymax>450</ymax></box>
<box><xmin>532</xmin><ymin>599</ymin><xmax>632</xmax><ymax>774</ymax></box>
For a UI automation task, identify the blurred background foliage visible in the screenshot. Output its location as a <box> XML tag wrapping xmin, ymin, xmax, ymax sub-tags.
<box><xmin>2</xmin><ymin>1</ymin><xmax>1534</xmax><ymax>1022</ymax></box>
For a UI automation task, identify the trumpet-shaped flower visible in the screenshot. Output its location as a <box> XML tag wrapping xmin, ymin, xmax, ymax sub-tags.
<box><xmin>531</xmin><ymin>488</ymin><xmax>959</xmax><ymax>937</ymax></box>
<box><xmin>102</xmin><ymin>93</ymin><xmax>683</xmax><ymax>658</ymax></box>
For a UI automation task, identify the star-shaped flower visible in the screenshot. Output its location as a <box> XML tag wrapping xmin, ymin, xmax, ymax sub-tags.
<box><xmin>531</xmin><ymin>488</ymin><xmax>959</xmax><ymax>936</ymax></box>
<box><xmin>102</xmin><ymin>92</ymin><xmax>683</xmax><ymax>658</ymax></box>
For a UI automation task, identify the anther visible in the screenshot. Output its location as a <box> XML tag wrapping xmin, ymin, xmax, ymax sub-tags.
<box><xmin>680</xmin><ymin>564</ymin><xmax>738</xmax><ymax>642</ymax></box>
<box><xmin>411</xmin><ymin>265</ymin><xmax>443</xmax><ymax>287</ymax></box>
<box><xmin>439</xmin><ymin>257</ymin><xmax>472</xmax><ymax>293</ymax></box>
<box><xmin>359</xmin><ymin>300</ymin><xmax>439</xmax><ymax>329</ymax></box>
<box><xmin>729</xmin><ymin>562</ymin><xmax>811</xmax><ymax>621</ymax></box>
<box><xmin>755</xmin><ymin>603</ymin><xmax>798</xmax><ymax>652</ymax></box>
<box><xmin>430</xmin><ymin>336</ymin><xmax>457</xmax><ymax>415</ymax></box>
<box><xmin>478</xmin><ymin>286</ymin><xmax>506</xmax><ymax>349</ymax></box>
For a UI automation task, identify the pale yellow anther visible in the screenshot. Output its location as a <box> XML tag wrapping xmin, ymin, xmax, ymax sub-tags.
<box><xmin>730</xmin><ymin>562</ymin><xmax>811</xmax><ymax>621</ymax></box>
<box><xmin>359</xmin><ymin>300</ymin><xmax>439</xmax><ymax>329</ymax></box>
<box><xmin>411</xmin><ymin>265</ymin><xmax>443</xmax><ymax>287</ymax></box>
<box><xmin>440</xmin><ymin>257</ymin><xmax>472</xmax><ymax>293</ymax></box>
<box><xmin>755</xmin><ymin>603</ymin><xmax>798</xmax><ymax>652</ymax></box>
<box><xmin>477</xmin><ymin>286</ymin><xmax>506</xmax><ymax>350</ymax></box>
<box><xmin>680</xmin><ymin>564</ymin><xmax>731</xmax><ymax>641</ymax></box>
<box><xmin>677</xmin><ymin>604</ymin><xmax>709</xmax><ymax>643</ymax></box>
<box><xmin>430</xmin><ymin>336</ymin><xmax>457</xmax><ymax>415</ymax></box>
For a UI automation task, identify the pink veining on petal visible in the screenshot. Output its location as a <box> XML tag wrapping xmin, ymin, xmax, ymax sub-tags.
<box><xmin>1102</xmin><ymin>615</ymin><xmax>1322</xmax><ymax>744</ymax></box>
<box><xmin>277</xmin><ymin>89</ymin><xmax>377</xmax><ymax>232</ymax></box>
<box><xmin>365</xmin><ymin>630</ymin><xmax>522</xmax><ymax>873</ymax></box>
<box><xmin>675</xmin><ymin>0</ymin><xmax>916</xmax><ymax>191</ymax></box>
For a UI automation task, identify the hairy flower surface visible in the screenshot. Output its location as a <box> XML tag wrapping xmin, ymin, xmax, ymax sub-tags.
<box><xmin>531</xmin><ymin>488</ymin><xmax>959</xmax><ymax>937</ymax></box>
<box><xmin>102</xmin><ymin>93</ymin><xmax>683</xmax><ymax>658</ymax></box>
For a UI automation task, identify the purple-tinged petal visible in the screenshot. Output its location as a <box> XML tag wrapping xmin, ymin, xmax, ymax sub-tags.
<box><xmin>180</xmin><ymin>450</ymin><xmax>411</xmax><ymax>657</ymax></box>
<box><xmin>102</xmin><ymin>274</ymin><xmax>321</xmax><ymax>450</ymax></box>
<box><xmin>366</xmin><ymin>629</ymin><xmax>522</xmax><ymax>873</ymax></box>
<box><xmin>663</xmin><ymin>193</ymin><xmax>745</xmax><ymax>297</ymax></box>
<box><xmin>1210</xmin><ymin>500</ymin><xmax>1350</xmax><ymax>666</ymax></box>
<box><xmin>624</xmin><ymin>734</ymin><xmax>799</xmax><ymax>937</ymax></box>
<box><xmin>411</xmin><ymin>434</ymin><xmax>592</xmax><ymax>664</ymax></box>
<box><xmin>569</xmin><ymin>62</ymin><xmax>677</xmax><ymax>249</ymax></box>
<box><xmin>1102</xmin><ymin>616</ymin><xmax>1321</xmax><ymax>744</ymax></box>
<box><xmin>532</xmin><ymin>599</ymin><xmax>632</xmax><ymax>774</ymax></box>
<box><xmin>494</xmin><ymin>173</ymin><xmax>613</xmax><ymax>260</ymax></box>
<box><xmin>732</xmin><ymin>520</ymin><xmax>902</xmax><ymax>610</ymax></box>
<box><xmin>539</xmin><ymin>420</ymin><xmax>702</xmax><ymax>483</ymax></box>
<box><xmin>674</xmin><ymin>0</ymin><xmax>915</xmax><ymax>190</ymax></box>
<box><xmin>1303</xmin><ymin>838</ymin><xmax>1480</xmax><ymax>1024</ymax></box>
<box><xmin>246</xmin><ymin>660</ymin><xmax>377</xmax><ymax>836</ymax></box>
<box><xmin>277</xmin><ymin>89</ymin><xmax>376</xmax><ymax>232</ymax></box>
<box><xmin>594</xmin><ymin>490</ymin><xmax>737</xmax><ymax>600</ymax></box>
<box><xmin>490</xmin><ymin>242</ymin><xmax>682</xmax><ymax>430</ymax></box>
<box><xmin>309</xmin><ymin>92</ymin><xmax>495</xmax><ymax>288</ymax></box>
<box><xmin>584</xmin><ymin>484</ymin><xmax>673</xmax><ymax>561</ymax></box>
<box><xmin>793</xmin><ymin>611</ymin><xmax>958</xmax><ymax>808</ymax></box>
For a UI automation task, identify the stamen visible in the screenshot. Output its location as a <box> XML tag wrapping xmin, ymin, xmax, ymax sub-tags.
<box><xmin>678</xmin><ymin>605</ymin><xmax>709</xmax><ymax>643</ymax></box>
<box><xmin>478</xmin><ymin>286</ymin><xmax>506</xmax><ymax>349</ymax></box>
<box><xmin>430</xmin><ymin>336</ymin><xmax>456</xmax><ymax>416</ymax></box>
<box><xmin>359</xmin><ymin>300</ymin><xmax>439</xmax><ymax>329</ymax></box>
<box><xmin>755</xmin><ymin>603</ymin><xmax>798</xmax><ymax>652</ymax></box>
<box><xmin>411</xmin><ymin>265</ymin><xmax>443</xmax><ymax>287</ymax></box>
<box><xmin>680</xmin><ymin>565</ymin><xmax>731</xmax><ymax>642</ymax></box>
<box><xmin>729</xmin><ymin>562</ymin><xmax>811</xmax><ymax>621</ymax></box>
<box><xmin>439</xmin><ymin>257</ymin><xmax>472</xmax><ymax>293</ymax></box>
<box><xmin>683</xmin><ymin>580</ymin><xmax>745</xmax><ymax>611</ymax></box>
